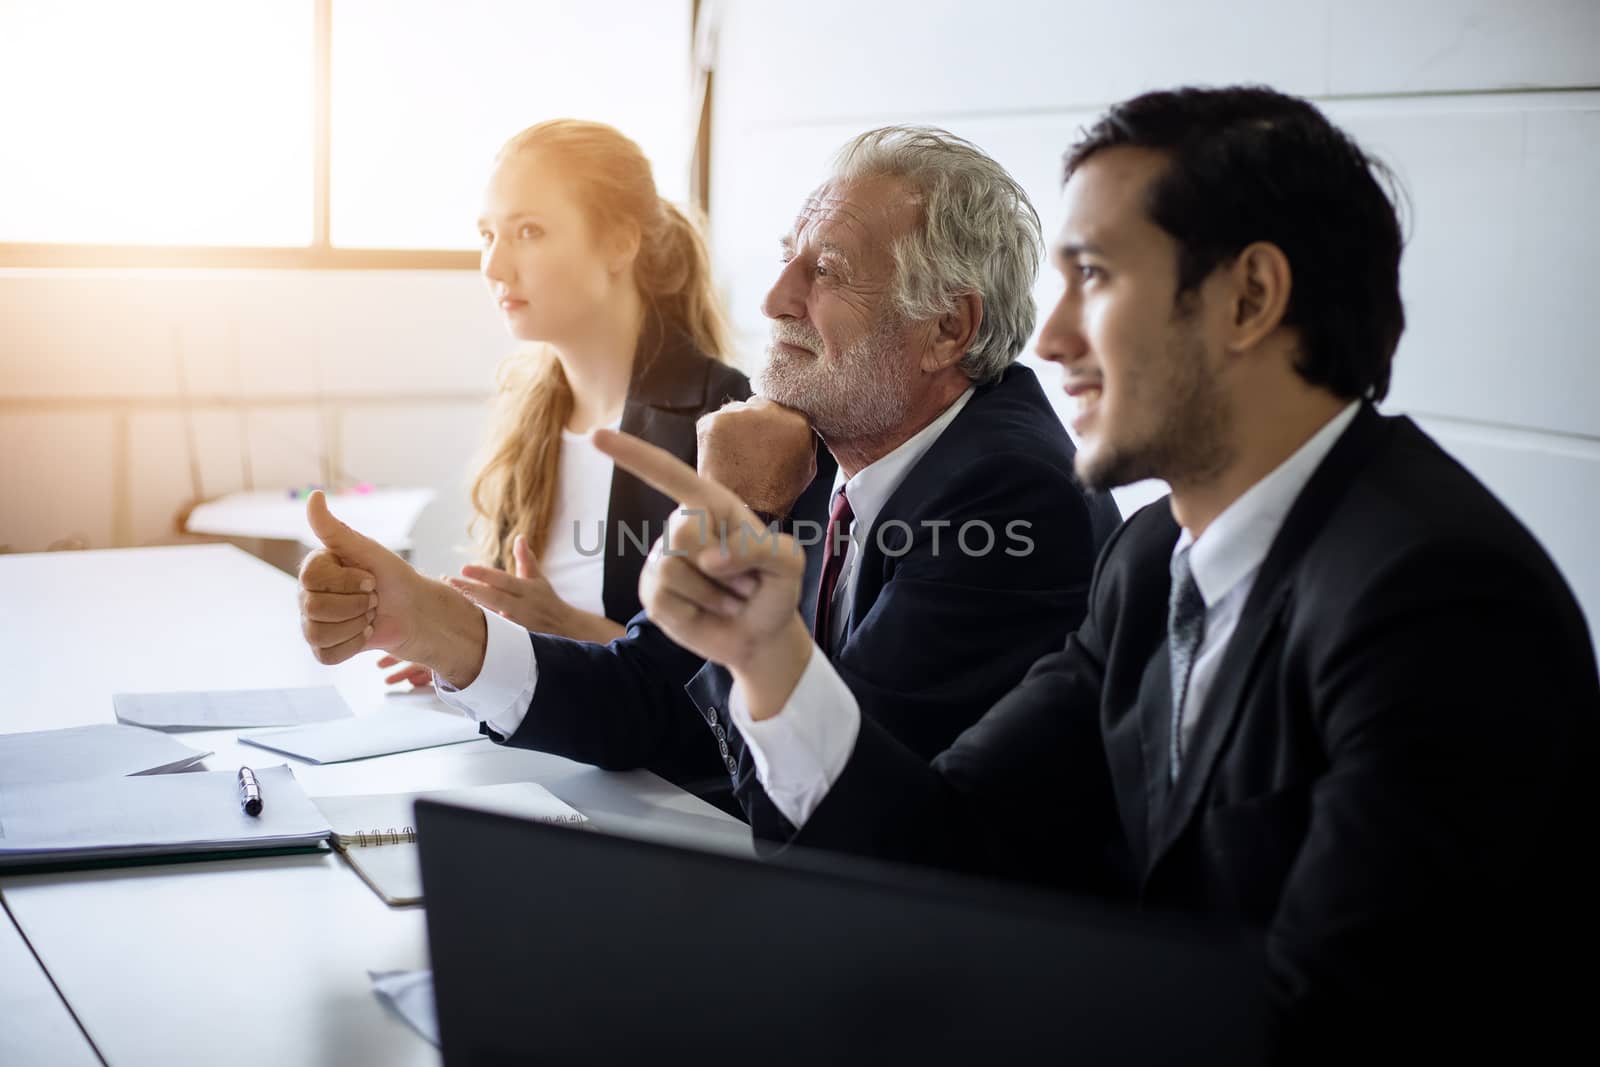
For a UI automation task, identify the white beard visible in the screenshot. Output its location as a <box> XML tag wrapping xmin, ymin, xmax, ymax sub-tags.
<box><xmin>758</xmin><ymin>315</ymin><xmax>912</xmax><ymax>443</ymax></box>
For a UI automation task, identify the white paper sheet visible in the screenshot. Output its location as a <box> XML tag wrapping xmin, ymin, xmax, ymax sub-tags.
<box><xmin>238</xmin><ymin>705</ymin><xmax>485</xmax><ymax>764</ymax></box>
<box><xmin>369</xmin><ymin>969</ymin><xmax>439</xmax><ymax>1047</ymax></box>
<box><xmin>0</xmin><ymin>724</ymin><xmax>210</xmax><ymax>784</ymax></box>
<box><xmin>114</xmin><ymin>686</ymin><xmax>353</xmax><ymax>730</ymax></box>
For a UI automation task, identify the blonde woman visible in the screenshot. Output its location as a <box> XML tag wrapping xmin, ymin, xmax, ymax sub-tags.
<box><xmin>380</xmin><ymin>120</ymin><xmax>748</xmax><ymax>687</ymax></box>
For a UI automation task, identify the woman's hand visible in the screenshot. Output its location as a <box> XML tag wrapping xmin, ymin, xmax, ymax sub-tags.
<box><xmin>447</xmin><ymin>535</ymin><xmax>624</xmax><ymax>643</ymax></box>
<box><xmin>375</xmin><ymin>655</ymin><xmax>434</xmax><ymax>688</ymax></box>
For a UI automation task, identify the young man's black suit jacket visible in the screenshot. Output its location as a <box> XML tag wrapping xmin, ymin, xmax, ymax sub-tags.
<box><xmin>786</xmin><ymin>403</ymin><xmax>1600</xmax><ymax>1060</ymax></box>
<box><xmin>488</xmin><ymin>363</ymin><xmax>1123</xmax><ymax>814</ymax></box>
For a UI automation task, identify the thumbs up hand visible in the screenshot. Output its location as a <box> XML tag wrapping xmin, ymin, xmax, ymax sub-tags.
<box><xmin>448</xmin><ymin>534</ymin><xmax>624</xmax><ymax>644</ymax></box>
<box><xmin>298</xmin><ymin>490</ymin><xmax>421</xmax><ymax>663</ymax></box>
<box><xmin>298</xmin><ymin>491</ymin><xmax>488</xmax><ymax>686</ymax></box>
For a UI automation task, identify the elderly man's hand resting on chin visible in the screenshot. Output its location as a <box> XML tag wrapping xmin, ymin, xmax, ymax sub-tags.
<box><xmin>296</xmin><ymin>490</ymin><xmax>487</xmax><ymax>690</ymax></box>
<box><xmin>695</xmin><ymin>397</ymin><xmax>817</xmax><ymax>520</ymax></box>
<box><xmin>593</xmin><ymin>427</ymin><xmax>816</xmax><ymax>721</ymax></box>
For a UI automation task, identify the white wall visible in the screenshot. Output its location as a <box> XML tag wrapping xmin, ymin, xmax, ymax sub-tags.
<box><xmin>0</xmin><ymin>269</ymin><xmax>509</xmax><ymax>578</ymax></box>
<box><xmin>704</xmin><ymin>0</ymin><xmax>1600</xmax><ymax>644</ymax></box>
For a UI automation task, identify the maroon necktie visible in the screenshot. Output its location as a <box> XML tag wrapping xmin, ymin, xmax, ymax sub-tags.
<box><xmin>811</xmin><ymin>487</ymin><xmax>855</xmax><ymax>653</ymax></box>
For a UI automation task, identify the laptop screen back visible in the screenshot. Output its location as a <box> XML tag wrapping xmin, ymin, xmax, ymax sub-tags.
<box><xmin>417</xmin><ymin>800</ymin><xmax>1265</xmax><ymax>1066</ymax></box>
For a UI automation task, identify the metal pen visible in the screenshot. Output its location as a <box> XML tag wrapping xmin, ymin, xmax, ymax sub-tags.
<box><xmin>237</xmin><ymin>765</ymin><xmax>263</xmax><ymax>816</ymax></box>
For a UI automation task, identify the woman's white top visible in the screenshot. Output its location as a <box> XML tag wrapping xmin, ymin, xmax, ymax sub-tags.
<box><xmin>538</xmin><ymin>425</ymin><xmax>617</xmax><ymax>619</ymax></box>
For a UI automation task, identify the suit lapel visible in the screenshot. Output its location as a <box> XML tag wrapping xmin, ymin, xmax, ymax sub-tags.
<box><xmin>602</xmin><ymin>323</ymin><xmax>711</xmax><ymax>623</ymax></box>
<box><xmin>1076</xmin><ymin>505</ymin><xmax>1180</xmax><ymax>875</ymax></box>
<box><xmin>841</xmin><ymin>505</ymin><xmax>900</xmax><ymax>650</ymax></box>
<box><xmin>1152</xmin><ymin>404</ymin><xmax>1390</xmax><ymax>862</ymax></box>
<box><xmin>792</xmin><ymin>441</ymin><xmax>837</xmax><ymax>634</ymax></box>
<box><xmin>835</xmin><ymin>368</ymin><xmax>1025</xmax><ymax>647</ymax></box>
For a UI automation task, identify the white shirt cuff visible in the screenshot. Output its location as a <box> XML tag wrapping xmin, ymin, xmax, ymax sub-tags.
<box><xmin>432</xmin><ymin>605</ymin><xmax>538</xmax><ymax>740</ymax></box>
<box><xmin>727</xmin><ymin>644</ymin><xmax>861</xmax><ymax>829</ymax></box>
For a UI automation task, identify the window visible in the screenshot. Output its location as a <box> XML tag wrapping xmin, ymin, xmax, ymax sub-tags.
<box><xmin>0</xmin><ymin>1</ymin><xmax>314</xmax><ymax>248</ymax></box>
<box><xmin>0</xmin><ymin>0</ymin><xmax>693</xmax><ymax>267</ymax></box>
<box><xmin>330</xmin><ymin>0</ymin><xmax>692</xmax><ymax>250</ymax></box>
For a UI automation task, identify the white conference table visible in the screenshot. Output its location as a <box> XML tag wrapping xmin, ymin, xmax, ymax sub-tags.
<box><xmin>1</xmin><ymin>907</ymin><xmax>99</xmax><ymax>1067</ymax></box>
<box><xmin>0</xmin><ymin>545</ymin><xmax>752</xmax><ymax>1066</ymax></box>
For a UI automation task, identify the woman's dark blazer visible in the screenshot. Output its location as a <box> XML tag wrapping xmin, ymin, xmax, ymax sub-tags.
<box><xmin>600</xmin><ymin>323</ymin><xmax>751</xmax><ymax>624</ymax></box>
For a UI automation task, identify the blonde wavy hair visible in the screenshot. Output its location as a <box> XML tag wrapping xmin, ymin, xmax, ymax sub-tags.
<box><xmin>469</xmin><ymin>120</ymin><xmax>733</xmax><ymax>570</ymax></box>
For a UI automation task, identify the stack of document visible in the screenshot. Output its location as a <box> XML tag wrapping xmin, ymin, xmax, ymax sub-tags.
<box><xmin>0</xmin><ymin>765</ymin><xmax>332</xmax><ymax>870</ymax></box>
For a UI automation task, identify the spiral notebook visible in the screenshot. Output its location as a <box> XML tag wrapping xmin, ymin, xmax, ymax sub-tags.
<box><xmin>311</xmin><ymin>782</ymin><xmax>586</xmax><ymax>905</ymax></box>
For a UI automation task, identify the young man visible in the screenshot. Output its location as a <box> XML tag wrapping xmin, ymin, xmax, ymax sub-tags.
<box><xmin>597</xmin><ymin>87</ymin><xmax>1599</xmax><ymax>1059</ymax></box>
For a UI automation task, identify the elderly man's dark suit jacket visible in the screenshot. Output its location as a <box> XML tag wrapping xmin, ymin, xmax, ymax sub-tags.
<box><xmin>785</xmin><ymin>403</ymin><xmax>1599</xmax><ymax>1061</ymax></box>
<box><xmin>488</xmin><ymin>364</ymin><xmax>1122</xmax><ymax>812</ymax></box>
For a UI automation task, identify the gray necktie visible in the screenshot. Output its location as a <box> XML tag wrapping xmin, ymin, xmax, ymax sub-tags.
<box><xmin>1167</xmin><ymin>547</ymin><xmax>1207</xmax><ymax>784</ymax></box>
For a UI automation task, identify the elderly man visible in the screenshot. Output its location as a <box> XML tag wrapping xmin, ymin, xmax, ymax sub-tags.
<box><xmin>299</xmin><ymin>126</ymin><xmax>1119</xmax><ymax>826</ymax></box>
<box><xmin>594</xmin><ymin>88</ymin><xmax>1598</xmax><ymax>1059</ymax></box>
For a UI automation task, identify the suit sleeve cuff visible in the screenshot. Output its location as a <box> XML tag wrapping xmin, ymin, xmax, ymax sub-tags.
<box><xmin>727</xmin><ymin>644</ymin><xmax>860</xmax><ymax>829</ymax></box>
<box><xmin>432</xmin><ymin>605</ymin><xmax>538</xmax><ymax>740</ymax></box>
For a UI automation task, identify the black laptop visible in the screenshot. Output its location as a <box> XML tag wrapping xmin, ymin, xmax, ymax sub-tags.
<box><xmin>416</xmin><ymin>800</ymin><xmax>1265</xmax><ymax>1065</ymax></box>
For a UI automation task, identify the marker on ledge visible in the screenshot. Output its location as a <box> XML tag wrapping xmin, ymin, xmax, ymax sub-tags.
<box><xmin>237</xmin><ymin>766</ymin><xmax>263</xmax><ymax>817</ymax></box>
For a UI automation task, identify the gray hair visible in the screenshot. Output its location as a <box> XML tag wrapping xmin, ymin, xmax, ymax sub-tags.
<box><xmin>830</xmin><ymin>126</ymin><xmax>1043</xmax><ymax>384</ymax></box>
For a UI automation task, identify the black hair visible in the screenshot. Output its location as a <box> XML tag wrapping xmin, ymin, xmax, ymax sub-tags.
<box><xmin>1066</xmin><ymin>86</ymin><xmax>1406</xmax><ymax>401</ymax></box>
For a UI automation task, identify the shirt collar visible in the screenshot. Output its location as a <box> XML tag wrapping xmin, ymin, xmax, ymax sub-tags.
<box><xmin>1173</xmin><ymin>401</ymin><xmax>1361</xmax><ymax>606</ymax></box>
<box><xmin>831</xmin><ymin>387</ymin><xmax>976</xmax><ymax>535</ymax></box>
